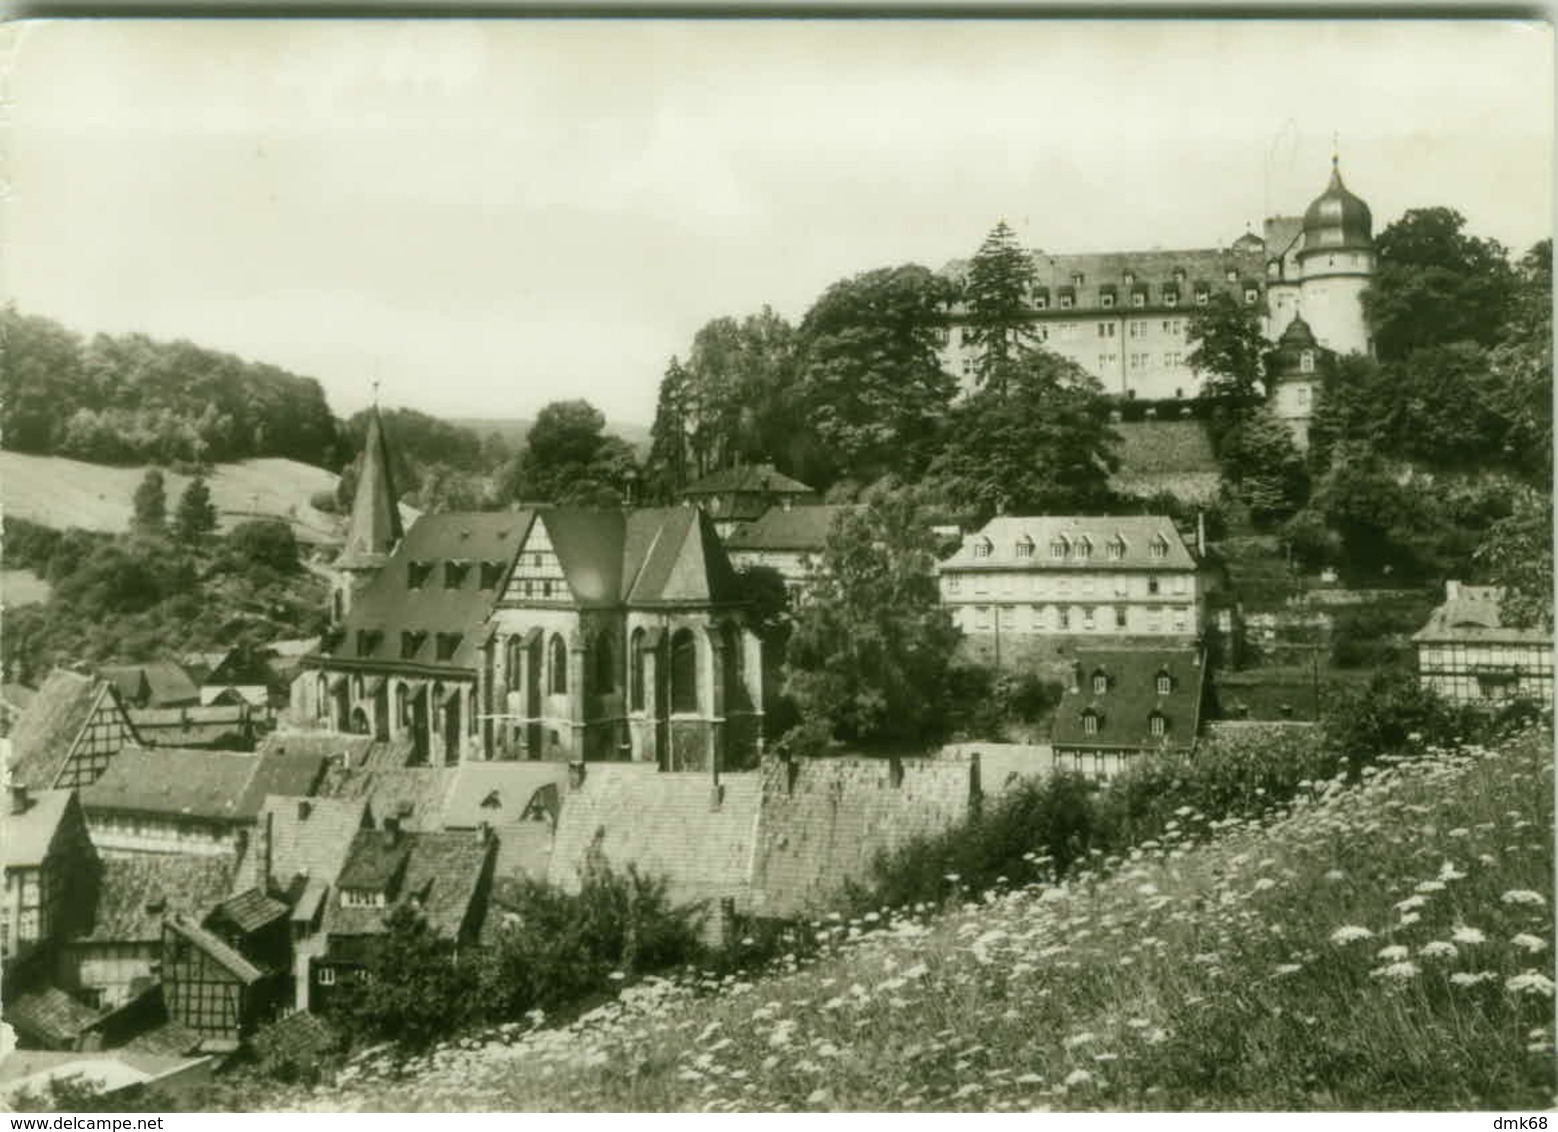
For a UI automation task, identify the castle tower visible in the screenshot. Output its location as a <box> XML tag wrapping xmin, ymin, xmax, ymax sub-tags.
<box><xmin>1295</xmin><ymin>156</ymin><xmax>1374</xmax><ymax>356</ymax></box>
<box><xmin>1266</xmin><ymin>314</ymin><xmax>1327</xmax><ymax>450</ymax></box>
<box><xmin>330</xmin><ymin>404</ymin><xmax>403</xmax><ymax>625</ymax></box>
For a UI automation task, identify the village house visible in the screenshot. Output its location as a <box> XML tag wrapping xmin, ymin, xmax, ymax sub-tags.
<box><xmin>2</xmin><ymin>786</ymin><xmax>99</xmax><ymax>969</ymax></box>
<box><xmin>7</xmin><ymin>669</ymin><xmax>139</xmax><ymax>791</ymax></box>
<box><xmin>1050</xmin><ymin>646</ymin><xmax>1208</xmax><ymax>778</ymax></box>
<box><xmin>159</xmin><ymin>913</ymin><xmax>285</xmax><ymax>1052</ymax></box>
<box><xmin>97</xmin><ymin>662</ymin><xmax>202</xmax><ymax>711</ymax></box>
<box><xmin>1413</xmin><ymin>581</ymin><xmax>1554</xmax><ymax>708</ymax></box>
<box><xmin>436</xmin><ymin>760</ymin><xmax>568</xmax><ymax>881</ymax></box>
<box><xmin>124</xmin><ymin>703</ymin><xmax>257</xmax><ymax>751</ymax></box>
<box><xmin>723</xmin><ymin>504</ymin><xmax>855</xmax><ymax>605</ymax></box>
<box><xmin>938</xmin><ymin>515</ymin><xmax>1204</xmax><ymax>670</ymax></box>
<box><xmin>680</xmin><ymin>463</ymin><xmax>817</xmax><ymax>539</ymax></box>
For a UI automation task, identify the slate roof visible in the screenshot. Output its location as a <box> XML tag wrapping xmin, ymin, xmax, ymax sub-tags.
<box><xmin>725</xmin><ymin>505</ymin><xmax>854</xmax><ymax>553</ymax></box>
<box><xmin>255</xmin><ymin>730</ymin><xmax>378</xmax><ymax>768</ymax></box>
<box><xmin>337</xmin><ymin>405</ymin><xmax>406</xmax><ymax>571</ymax></box>
<box><xmin>78</xmin><ymin>855</ymin><xmax>234</xmax><ymax>944</ymax></box>
<box><xmin>940</xmin><ymin>515</ymin><xmax>1198</xmax><ymax>572</ymax></box>
<box><xmin>1264</xmin><ymin>214</ymin><xmax>1306</xmax><ymax>260</ymax></box>
<box><xmin>684</xmin><ymin>464</ymin><xmax>815</xmax><ymax>497</ymax></box>
<box><xmin>622</xmin><ymin>507</ymin><xmax>742</xmax><ymax>606</ymax></box>
<box><xmin>234</xmin><ymin>749</ymin><xmax>329</xmax><ymax>817</ymax></box>
<box><xmin>99</xmin><ymin>662</ymin><xmax>200</xmax><ymax>707</ymax></box>
<box><xmin>336</xmin><ymin>828</ymin><xmax>413</xmax><ymax>892</ymax></box>
<box><xmin>942</xmin><ymin>244</ymin><xmax>1266</xmax><ymax>312</ymax></box>
<box><xmin>2</xmin><ymin>986</ymin><xmax>102</xmax><ymax>1047</ymax></box>
<box><xmin>1413</xmin><ymin>584</ymin><xmax>1552</xmax><ymax>645</ymax></box>
<box><xmin>211</xmin><ymin>888</ymin><xmax>289</xmax><ymax>934</ymax></box>
<box><xmin>325</xmin><ymin>829</ymin><xmax>493</xmax><ymax>940</ymax></box>
<box><xmin>2</xmin><ymin>789</ymin><xmax>75</xmax><ymax>867</ymax></box>
<box><xmin>1050</xmin><ymin>646</ymin><xmax>1206</xmax><ymax>752</ymax></box>
<box><xmin>242</xmin><ymin>794</ymin><xmax>371</xmax><ymax>901</ymax></box>
<box><xmin>6</xmin><ymin>669</ymin><xmax>129</xmax><ymax>790</ymax></box>
<box><xmin>316</xmin><ymin>737</ymin><xmax>456</xmax><ymax>833</ymax></box>
<box><xmin>439</xmin><ymin>761</ymin><xmax>569</xmax><ymax>828</ymax></box>
<box><xmin>315</xmin><ymin>511</ymin><xmax>534</xmax><ymax>672</ymax></box>
<box><xmin>547</xmin><ymin>764</ymin><xmax>761</xmax><ymax>915</ymax></box>
<box><xmin>80</xmin><ymin>746</ymin><xmax>257</xmax><ymax>824</ymax></box>
<box><xmin>165</xmin><ymin>915</ymin><xmax>265</xmax><ymax>984</ymax></box>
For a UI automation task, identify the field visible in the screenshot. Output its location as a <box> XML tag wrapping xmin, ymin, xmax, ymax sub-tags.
<box><xmin>0</xmin><ymin>453</ymin><xmax>344</xmax><ymax>543</ymax></box>
<box><xmin>252</xmin><ymin>725</ymin><xmax>1553</xmax><ymax>1112</ymax></box>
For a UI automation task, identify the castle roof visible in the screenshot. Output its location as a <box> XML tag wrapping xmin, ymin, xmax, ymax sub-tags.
<box><xmin>940</xmin><ymin>515</ymin><xmax>1197</xmax><ymax>572</ymax></box>
<box><xmin>725</xmin><ymin>505</ymin><xmax>856</xmax><ymax>553</ymax></box>
<box><xmin>337</xmin><ymin>405</ymin><xmax>405</xmax><ymax>571</ymax></box>
<box><xmin>1301</xmin><ymin>158</ymin><xmax>1373</xmax><ymax>253</ymax></box>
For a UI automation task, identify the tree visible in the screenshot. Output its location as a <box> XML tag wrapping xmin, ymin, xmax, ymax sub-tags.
<box><xmin>930</xmin><ymin>349</ymin><xmax>1119</xmax><ymax>525</ymax></box>
<box><xmin>1362</xmin><ymin>207</ymin><xmax>1515</xmax><ymax>362</ymax></box>
<box><xmin>131</xmin><ymin>469</ymin><xmax>167</xmax><ymax>534</ymax></box>
<box><xmin>173</xmin><ymin>475</ymin><xmax>218</xmax><ymax>544</ymax></box>
<box><xmin>226</xmin><ymin>519</ymin><xmax>300</xmax><ymax>575</ymax></box>
<box><xmin>642</xmin><ymin>357</ymin><xmax>692</xmax><ymax>502</ymax></box>
<box><xmin>783</xmin><ymin>489</ymin><xmax>962</xmax><ymax>751</ymax></box>
<box><xmin>1217</xmin><ymin>407</ymin><xmax>1309</xmax><ymax>529</ymax></box>
<box><xmin>961</xmin><ymin>221</ymin><xmax>1037</xmax><ymax>393</ymax></box>
<box><xmin>506</xmin><ymin>399</ymin><xmax>639</xmax><ymax>506</ymax></box>
<box><xmin>1485</xmin><ymin>240</ymin><xmax>1553</xmax><ymax>487</ymax></box>
<box><xmin>1475</xmin><ymin>488</ymin><xmax>1553</xmax><ymax>631</ymax></box>
<box><xmin>795</xmin><ymin>264</ymin><xmax>960</xmax><ymax>485</ymax></box>
<box><xmin>1186</xmin><ymin>291</ymin><xmax>1267</xmax><ymax>403</ymax></box>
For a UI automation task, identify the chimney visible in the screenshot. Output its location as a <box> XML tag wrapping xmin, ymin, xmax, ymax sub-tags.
<box><xmin>1445</xmin><ymin>580</ymin><xmax>1461</xmax><ymax>601</ymax></box>
<box><xmin>10</xmin><ymin>784</ymin><xmax>30</xmax><ymax>816</ymax></box>
<box><xmin>567</xmin><ymin>760</ymin><xmax>587</xmax><ymax>792</ymax></box>
<box><xmin>297</xmin><ymin>799</ymin><xmax>312</xmax><ymax>821</ymax></box>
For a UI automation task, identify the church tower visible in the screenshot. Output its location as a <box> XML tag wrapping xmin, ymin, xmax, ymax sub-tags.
<box><xmin>330</xmin><ymin>404</ymin><xmax>403</xmax><ymax>626</ymax></box>
<box><xmin>1267</xmin><ymin>314</ymin><xmax>1328</xmax><ymax>450</ymax></box>
<box><xmin>1295</xmin><ymin>156</ymin><xmax>1375</xmax><ymax>356</ymax></box>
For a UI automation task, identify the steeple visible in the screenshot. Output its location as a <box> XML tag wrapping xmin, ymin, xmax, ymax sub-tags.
<box><xmin>338</xmin><ymin>403</ymin><xmax>403</xmax><ymax>571</ymax></box>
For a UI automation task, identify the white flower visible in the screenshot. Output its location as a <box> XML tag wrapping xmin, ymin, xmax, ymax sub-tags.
<box><xmin>1324</xmin><ymin>869</ymin><xmax>1347</xmax><ymax>882</ymax></box>
<box><xmin>1437</xmin><ymin>861</ymin><xmax>1467</xmax><ymax>881</ymax></box>
<box><xmin>1370</xmin><ymin>961</ymin><xmax>1421</xmax><ymax>982</ymax></box>
<box><xmin>1395</xmin><ymin>894</ymin><xmax>1429</xmax><ymax>912</ymax></box>
<box><xmin>1330</xmin><ymin>925</ymin><xmax>1375</xmax><ymax>945</ymax></box>
<box><xmin>1449</xmin><ymin>971</ymin><xmax>1499</xmax><ymax>987</ymax></box>
<box><xmin>1063</xmin><ymin>1031</ymin><xmax>1097</xmax><ymax>1048</ymax></box>
<box><xmin>1511</xmin><ymin>933</ymin><xmax>1548</xmax><ymax>953</ymax></box>
<box><xmin>1506</xmin><ymin>970</ymin><xmax>1556</xmax><ymax>998</ymax></box>
<box><xmin>1415</xmin><ymin>880</ymin><xmax>1447</xmax><ymax>893</ymax></box>
<box><xmin>1502</xmin><ymin>890</ymin><xmax>1548</xmax><ymax>907</ymax></box>
<box><xmin>1376</xmin><ymin>945</ymin><xmax>1410</xmax><ymax>962</ymax></box>
<box><xmin>1399</xmin><ymin>912</ymin><xmax>1422</xmax><ymax>927</ymax></box>
<box><xmin>1254</xmin><ymin>877</ymin><xmax>1277</xmax><ymax>892</ymax></box>
<box><xmin>1063</xmin><ymin>1069</ymin><xmax>1094</xmax><ymax>1088</ymax></box>
<box><xmin>1451</xmin><ymin>926</ymin><xmax>1487</xmax><ymax>945</ymax></box>
<box><xmin>1274</xmin><ymin>963</ymin><xmax>1303</xmax><ymax>976</ymax></box>
<box><xmin>1418</xmin><ymin>940</ymin><xmax>1458</xmax><ymax>960</ymax></box>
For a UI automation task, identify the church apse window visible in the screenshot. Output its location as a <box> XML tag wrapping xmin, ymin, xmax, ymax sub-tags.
<box><xmin>549</xmin><ymin>635</ymin><xmax>568</xmax><ymax>695</ymax></box>
<box><xmin>670</xmin><ymin>629</ymin><xmax>698</xmax><ymax>714</ymax></box>
<box><xmin>594</xmin><ymin>632</ymin><xmax>617</xmax><ymax>694</ymax></box>
<box><xmin>629</xmin><ymin>629</ymin><xmax>646</xmax><ymax>711</ymax></box>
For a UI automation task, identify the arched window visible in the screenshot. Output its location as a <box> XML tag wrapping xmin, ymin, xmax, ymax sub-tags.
<box><xmin>670</xmin><ymin>629</ymin><xmax>698</xmax><ymax>714</ymax></box>
<box><xmin>594</xmin><ymin>632</ymin><xmax>616</xmax><ymax>694</ymax></box>
<box><xmin>506</xmin><ymin>635</ymin><xmax>523</xmax><ymax>692</ymax></box>
<box><xmin>317</xmin><ymin>675</ymin><xmax>329</xmax><ymax>719</ymax></box>
<box><xmin>1106</xmin><ymin>535</ymin><xmax>1126</xmax><ymax>560</ymax></box>
<box><xmin>396</xmin><ymin>683</ymin><xmax>409</xmax><ymax>727</ymax></box>
<box><xmin>629</xmin><ymin>628</ymin><xmax>646</xmax><ymax>712</ymax></box>
<box><xmin>1075</xmin><ymin>536</ymin><xmax>1092</xmax><ymax>561</ymax></box>
<box><xmin>549</xmin><ymin>634</ymin><xmax>568</xmax><ymax>695</ymax></box>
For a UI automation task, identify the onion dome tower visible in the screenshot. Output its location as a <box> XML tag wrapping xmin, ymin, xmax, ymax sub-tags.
<box><xmin>1296</xmin><ymin>155</ymin><xmax>1375</xmax><ymax>356</ymax></box>
<box><xmin>330</xmin><ymin>403</ymin><xmax>403</xmax><ymax>625</ymax></box>
<box><xmin>1266</xmin><ymin>314</ymin><xmax>1328</xmax><ymax>450</ymax></box>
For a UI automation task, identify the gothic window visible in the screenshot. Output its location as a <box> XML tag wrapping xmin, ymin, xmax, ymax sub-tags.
<box><xmin>506</xmin><ymin>636</ymin><xmax>523</xmax><ymax>691</ymax></box>
<box><xmin>629</xmin><ymin>629</ymin><xmax>646</xmax><ymax>712</ymax></box>
<box><xmin>549</xmin><ymin>634</ymin><xmax>568</xmax><ymax>695</ymax></box>
<box><xmin>670</xmin><ymin>630</ymin><xmax>698</xmax><ymax>714</ymax></box>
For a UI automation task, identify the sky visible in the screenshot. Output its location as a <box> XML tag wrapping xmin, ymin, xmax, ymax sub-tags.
<box><xmin>5</xmin><ymin>19</ymin><xmax>1553</xmax><ymax>428</ymax></box>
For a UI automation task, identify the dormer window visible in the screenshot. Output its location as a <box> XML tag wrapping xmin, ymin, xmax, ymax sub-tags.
<box><xmin>1173</xmin><ymin>269</ymin><xmax>1187</xmax><ymax>285</ymax></box>
<box><xmin>1132</xmin><ymin>292</ymin><xmax>1146</xmax><ymax>308</ymax></box>
<box><xmin>1015</xmin><ymin>536</ymin><xmax>1034</xmax><ymax>560</ymax></box>
<box><xmin>1149</xmin><ymin>535</ymin><xmax>1169</xmax><ymax>560</ymax></box>
<box><xmin>444</xmin><ymin>561</ymin><xmax>469</xmax><ymax>589</ymax></box>
<box><xmin>972</xmin><ymin>537</ymin><xmax>993</xmax><ymax>560</ymax></box>
<box><xmin>1059</xmin><ymin>293</ymin><xmax>1074</xmax><ymax>309</ymax></box>
<box><xmin>1157</xmin><ymin>672</ymin><xmax>1174</xmax><ymax>696</ymax></box>
<box><xmin>1300</xmin><ymin>349</ymin><xmax>1316</xmax><ymax>374</ymax></box>
<box><xmin>1195</xmin><ymin>288</ymin><xmax>1211</xmax><ymax>305</ymax></box>
<box><xmin>1106</xmin><ymin>535</ymin><xmax>1126</xmax><ymax>561</ymax></box>
<box><xmin>1071</xmin><ymin>273</ymin><xmax>1085</xmax><ymax>288</ymax></box>
<box><xmin>1074</xmin><ymin>536</ymin><xmax>1092</xmax><ymax>561</ymax></box>
<box><xmin>355</xmin><ymin>630</ymin><xmax>381</xmax><ymax>658</ymax></box>
<box><xmin>1162</xmin><ymin>288</ymin><xmax>1179</xmax><ymax>308</ymax></box>
<box><xmin>1123</xmin><ymin>272</ymin><xmax>1135</xmax><ymax>286</ymax></box>
<box><xmin>1226</xmin><ymin>268</ymin><xmax>1238</xmax><ymax>282</ymax></box>
<box><xmin>1149</xmin><ymin>711</ymin><xmax>1168</xmax><ymax>738</ymax></box>
<box><xmin>400</xmin><ymin>631</ymin><xmax>427</xmax><ymax>660</ymax></box>
<box><xmin>1092</xmin><ymin>671</ymin><xmax>1108</xmax><ymax>695</ymax></box>
<box><xmin>479</xmin><ymin>561</ymin><xmax>504</xmax><ymax>590</ymax></box>
<box><xmin>1082</xmin><ymin>709</ymin><xmax>1100</xmax><ymax>736</ymax></box>
<box><xmin>1050</xmin><ymin>536</ymin><xmax>1069</xmax><ymax>560</ymax></box>
<box><xmin>1244</xmin><ymin>288</ymin><xmax>1259</xmax><ymax>304</ymax></box>
<box><xmin>1033</xmin><ymin>287</ymin><xmax>1050</xmax><ymax>310</ymax></box>
<box><xmin>1101</xmin><ymin>292</ymin><xmax>1115</xmax><ymax>308</ymax></box>
<box><xmin>407</xmin><ymin>561</ymin><xmax>433</xmax><ymax>589</ymax></box>
<box><xmin>435</xmin><ymin>632</ymin><xmax>463</xmax><ymax>662</ymax></box>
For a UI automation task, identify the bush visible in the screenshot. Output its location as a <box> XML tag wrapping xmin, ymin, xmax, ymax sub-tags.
<box><xmin>1321</xmin><ymin>668</ymin><xmax>1470</xmax><ymax>778</ymax></box>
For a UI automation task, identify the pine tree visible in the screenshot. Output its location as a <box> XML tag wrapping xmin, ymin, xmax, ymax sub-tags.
<box><xmin>174</xmin><ymin>474</ymin><xmax>218</xmax><ymax>544</ymax></box>
<box><xmin>642</xmin><ymin>357</ymin><xmax>691</xmax><ymax>503</ymax></box>
<box><xmin>963</xmin><ymin>220</ymin><xmax>1038</xmax><ymax>395</ymax></box>
<box><xmin>131</xmin><ymin>468</ymin><xmax>167</xmax><ymax>534</ymax></box>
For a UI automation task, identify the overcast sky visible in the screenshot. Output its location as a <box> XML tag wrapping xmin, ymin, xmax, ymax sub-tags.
<box><xmin>5</xmin><ymin>19</ymin><xmax>1552</xmax><ymax>428</ymax></box>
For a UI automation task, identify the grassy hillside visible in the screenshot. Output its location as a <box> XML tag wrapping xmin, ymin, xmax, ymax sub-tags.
<box><xmin>0</xmin><ymin>453</ymin><xmax>344</xmax><ymax>544</ymax></box>
<box><xmin>243</xmin><ymin>725</ymin><xmax>1552</xmax><ymax>1112</ymax></box>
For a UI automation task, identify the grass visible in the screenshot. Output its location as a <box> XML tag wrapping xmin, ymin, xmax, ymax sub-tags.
<box><xmin>234</xmin><ymin>723</ymin><xmax>1554</xmax><ymax>1113</ymax></box>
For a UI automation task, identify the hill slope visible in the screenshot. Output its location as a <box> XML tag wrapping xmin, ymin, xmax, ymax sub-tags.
<box><xmin>0</xmin><ymin>452</ymin><xmax>402</xmax><ymax>545</ymax></box>
<box><xmin>265</xmin><ymin>727</ymin><xmax>1553</xmax><ymax>1112</ymax></box>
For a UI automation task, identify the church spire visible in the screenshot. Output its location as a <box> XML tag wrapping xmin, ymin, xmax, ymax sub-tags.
<box><xmin>339</xmin><ymin>402</ymin><xmax>403</xmax><ymax>569</ymax></box>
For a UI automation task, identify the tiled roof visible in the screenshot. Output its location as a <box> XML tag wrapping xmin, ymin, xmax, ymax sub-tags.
<box><xmin>438</xmin><ymin>761</ymin><xmax>569</xmax><ymax>829</ymax></box>
<box><xmin>725</xmin><ymin>505</ymin><xmax>854</xmax><ymax>553</ymax></box>
<box><xmin>317</xmin><ymin>738</ymin><xmax>457</xmax><ymax>834</ymax></box>
<box><xmin>336</xmin><ymin>828</ymin><xmax>413</xmax><ymax>891</ymax></box>
<box><xmin>80</xmin><ymin>746</ymin><xmax>257</xmax><ymax>823</ymax></box>
<box><xmin>942</xmin><ymin>244</ymin><xmax>1266</xmax><ymax>312</ymax></box>
<box><xmin>337</xmin><ymin>405</ymin><xmax>405</xmax><ymax>571</ymax></box>
<box><xmin>125</xmin><ymin>706</ymin><xmax>250</xmax><ymax>748</ymax></box>
<box><xmin>1050</xmin><ymin>646</ymin><xmax>1207</xmax><ymax>752</ymax></box>
<box><xmin>211</xmin><ymin>887</ymin><xmax>289</xmax><ymax>935</ymax></box>
<box><xmin>99</xmin><ymin>662</ymin><xmax>200</xmax><ymax>707</ymax></box>
<box><xmin>78</xmin><ymin>855</ymin><xmax>234</xmax><ymax>944</ymax></box>
<box><xmin>3</xmin><ymin>986</ymin><xmax>102</xmax><ymax>1047</ymax></box>
<box><xmin>941</xmin><ymin>515</ymin><xmax>1197</xmax><ymax>571</ymax></box>
<box><xmin>547</xmin><ymin>764</ymin><xmax>761</xmax><ymax>915</ymax></box>
<box><xmin>234</xmin><ymin>749</ymin><xmax>329</xmax><ymax>817</ymax></box>
<box><xmin>2</xmin><ymin>789</ymin><xmax>75</xmax><ymax>867</ymax></box>
<box><xmin>623</xmin><ymin>507</ymin><xmax>742</xmax><ymax>606</ymax></box>
<box><xmin>324</xmin><ymin>829</ymin><xmax>493</xmax><ymax>940</ymax></box>
<box><xmin>255</xmin><ymin>730</ymin><xmax>378</xmax><ymax>767</ymax></box>
<box><xmin>6</xmin><ymin>669</ymin><xmax>127</xmax><ymax>789</ymax></box>
<box><xmin>242</xmin><ymin>795</ymin><xmax>372</xmax><ymax>899</ymax></box>
<box><xmin>165</xmin><ymin>915</ymin><xmax>265</xmax><ymax>984</ymax></box>
<box><xmin>684</xmin><ymin>464</ymin><xmax>815</xmax><ymax>497</ymax></box>
<box><xmin>1413</xmin><ymin>585</ymin><xmax>1553</xmax><ymax>645</ymax></box>
<box><xmin>316</xmin><ymin>511</ymin><xmax>534</xmax><ymax>672</ymax></box>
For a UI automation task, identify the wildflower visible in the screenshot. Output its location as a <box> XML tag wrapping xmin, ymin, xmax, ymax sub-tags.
<box><xmin>1414</xmin><ymin>879</ymin><xmax>1447</xmax><ymax>893</ymax></box>
<box><xmin>1324</xmin><ymin>869</ymin><xmax>1347</xmax><ymax>882</ymax></box>
<box><xmin>1437</xmin><ymin>861</ymin><xmax>1467</xmax><ymax>881</ymax></box>
<box><xmin>1449</xmin><ymin>971</ymin><xmax>1499</xmax><ymax>987</ymax></box>
<box><xmin>1136</xmin><ymin>882</ymin><xmax>1160</xmax><ymax>896</ymax></box>
<box><xmin>1451</xmin><ymin>926</ymin><xmax>1487</xmax><ymax>945</ymax></box>
<box><xmin>1254</xmin><ymin>878</ymin><xmax>1277</xmax><ymax>892</ymax></box>
<box><xmin>1063</xmin><ymin>1069</ymin><xmax>1094</xmax><ymax>1088</ymax></box>
<box><xmin>1274</xmin><ymin>963</ymin><xmax>1303</xmax><ymax>976</ymax></box>
<box><xmin>1502</xmin><ymin>890</ymin><xmax>1548</xmax><ymax>907</ymax></box>
<box><xmin>944</xmin><ymin>873</ymin><xmax>962</xmax><ymax>884</ymax></box>
<box><xmin>1330</xmin><ymin>925</ymin><xmax>1374</xmax><ymax>945</ymax></box>
<box><xmin>1063</xmin><ymin>1031</ymin><xmax>1097</xmax><ymax>1048</ymax></box>
<box><xmin>1399</xmin><ymin>912</ymin><xmax>1422</xmax><ymax>927</ymax></box>
<box><xmin>1418</xmin><ymin>940</ymin><xmax>1458</xmax><ymax>960</ymax></box>
<box><xmin>1506</xmin><ymin>971</ymin><xmax>1556</xmax><ymax>998</ymax></box>
<box><xmin>1370</xmin><ymin>961</ymin><xmax>1421</xmax><ymax>982</ymax></box>
<box><xmin>1395</xmin><ymin>895</ymin><xmax>1428</xmax><ymax>912</ymax></box>
<box><xmin>1377</xmin><ymin>945</ymin><xmax>1410</xmax><ymax>962</ymax></box>
<box><xmin>1511</xmin><ymin>933</ymin><xmax>1548</xmax><ymax>953</ymax></box>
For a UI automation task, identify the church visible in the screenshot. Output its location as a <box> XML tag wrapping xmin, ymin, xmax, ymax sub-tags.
<box><xmin>292</xmin><ymin>408</ymin><xmax>765</xmax><ymax>773</ymax></box>
<box><xmin>939</xmin><ymin>157</ymin><xmax>1375</xmax><ymax>438</ymax></box>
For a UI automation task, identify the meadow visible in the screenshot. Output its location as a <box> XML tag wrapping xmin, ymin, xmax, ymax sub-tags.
<box><xmin>259</xmin><ymin>722</ymin><xmax>1554</xmax><ymax>1112</ymax></box>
